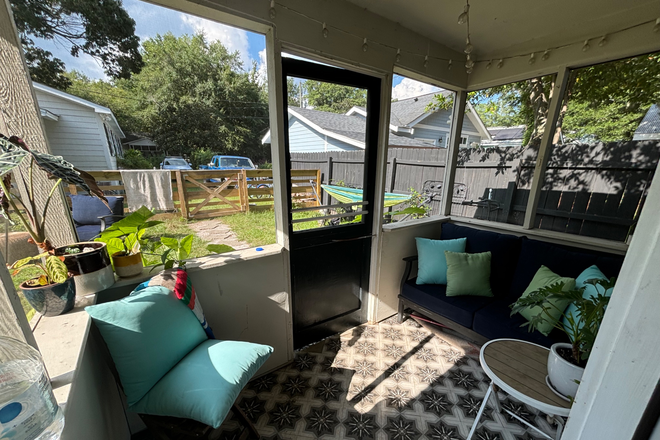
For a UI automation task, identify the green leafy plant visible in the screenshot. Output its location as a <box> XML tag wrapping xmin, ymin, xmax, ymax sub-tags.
<box><xmin>206</xmin><ymin>244</ymin><xmax>235</xmax><ymax>254</ymax></box>
<box><xmin>11</xmin><ymin>253</ymin><xmax>69</xmax><ymax>287</ymax></box>
<box><xmin>158</xmin><ymin>235</ymin><xmax>194</xmax><ymax>270</ymax></box>
<box><xmin>510</xmin><ymin>278</ymin><xmax>615</xmax><ymax>366</ymax></box>
<box><xmin>388</xmin><ymin>188</ymin><xmax>430</xmax><ymax>220</ymax></box>
<box><xmin>0</xmin><ymin>135</ymin><xmax>108</xmax><ymax>251</ymax></box>
<box><xmin>95</xmin><ymin>206</ymin><xmax>163</xmax><ymax>259</ymax></box>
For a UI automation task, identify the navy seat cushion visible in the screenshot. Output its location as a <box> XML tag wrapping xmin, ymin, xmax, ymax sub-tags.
<box><xmin>472</xmin><ymin>299</ymin><xmax>569</xmax><ymax>348</ymax></box>
<box><xmin>441</xmin><ymin>223</ymin><xmax>523</xmax><ymax>297</ymax></box>
<box><xmin>510</xmin><ymin>237</ymin><xmax>624</xmax><ymax>299</ymax></box>
<box><xmin>76</xmin><ymin>224</ymin><xmax>102</xmax><ymax>242</ymax></box>
<box><xmin>71</xmin><ymin>195</ymin><xmax>124</xmax><ymax>226</ymax></box>
<box><xmin>400</xmin><ymin>278</ymin><xmax>497</xmax><ymax>328</ymax></box>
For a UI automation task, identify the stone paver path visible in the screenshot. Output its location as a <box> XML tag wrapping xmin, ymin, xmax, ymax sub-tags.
<box><xmin>188</xmin><ymin>219</ymin><xmax>250</xmax><ymax>250</ymax></box>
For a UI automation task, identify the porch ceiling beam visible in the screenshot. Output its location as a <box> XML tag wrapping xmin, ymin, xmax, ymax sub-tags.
<box><xmin>441</xmin><ymin>90</ymin><xmax>467</xmax><ymax>217</ymax></box>
<box><xmin>523</xmin><ymin>67</ymin><xmax>570</xmax><ymax>229</ymax></box>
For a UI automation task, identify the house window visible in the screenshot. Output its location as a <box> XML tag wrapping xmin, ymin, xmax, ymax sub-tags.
<box><xmin>538</xmin><ymin>51</ymin><xmax>660</xmax><ymax>242</ymax></box>
<box><xmin>451</xmin><ymin>73</ymin><xmax>556</xmax><ymax>226</ymax></box>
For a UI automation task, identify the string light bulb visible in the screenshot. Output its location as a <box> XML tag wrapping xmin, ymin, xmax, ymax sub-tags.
<box><xmin>654</xmin><ymin>18</ymin><xmax>660</xmax><ymax>32</ymax></box>
<box><xmin>269</xmin><ymin>0</ymin><xmax>276</xmax><ymax>19</ymax></box>
<box><xmin>497</xmin><ymin>59</ymin><xmax>504</xmax><ymax>69</ymax></box>
<box><xmin>582</xmin><ymin>39</ymin><xmax>591</xmax><ymax>51</ymax></box>
<box><xmin>598</xmin><ymin>35</ymin><xmax>608</xmax><ymax>46</ymax></box>
<box><xmin>486</xmin><ymin>60</ymin><xmax>492</xmax><ymax>69</ymax></box>
<box><xmin>424</xmin><ymin>55</ymin><xmax>429</xmax><ymax>68</ymax></box>
<box><xmin>541</xmin><ymin>50</ymin><xmax>550</xmax><ymax>61</ymax></box>
<box><xmin>464</xmin><ymin>37</ymin><xmax>474</xmax><ymax>54</ymax></box>
<box><xmin>395</xmin><ymin>49</ymin><xmax>401</xmax><ymax>63</ymax></box>
<box><xmin>458</xmin><ymin>3</ymin><xmax>470</xmax><ymax>25</ymax></box>
<box><xmin>528</xmin><ymin>52</ymin><xmax>536</xmax><ymax>65</ymax></box>
<box><xmin>465</xmin><ymin>54</ymin><xmax>475</xmax><ymax>70</ymax></box>
<box><xmin>448</xmin><ymin>59</ymin><xmax>452</xmax><ymax>70</ymax></box>
<box><xmin>322</xmin><ymin>23</ymin><xmax>328</xmax><ymax>38</ymax></box>
<box><xmin>362</xmin><ymin>38</ymin><xmax>368</xmax><ymax>52</ymax></box>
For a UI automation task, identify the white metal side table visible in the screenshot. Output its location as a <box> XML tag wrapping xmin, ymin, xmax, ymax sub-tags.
<box><xmin>467</xmin><ymin>338</ymin><xmax>571</xmax><ymax>440</ymax></box>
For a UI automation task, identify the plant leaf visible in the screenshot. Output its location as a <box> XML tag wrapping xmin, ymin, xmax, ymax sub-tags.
<box><xmin>178</xmin><ymin>234</ymin><xmax>194</xmax><ymax>261</ymax></box>
<box><xmin>160</xmin><ymin>236</ymin><xmax>179</xmax><ymax>250</ymax></box>
<box><xmin>207</xmin><ymin>244</ymin><xmax>234</xmax><ymax>254</ymax></box>
<box><xmin>106</xmin><ymin>238</ymin><xmax>125</xmax><ymax>257</ymax></box>
<box><xmin>0</xmin><ymin>136</ymin><xmax>29</xmax><ymax>176</ymax></box>
<box><xmin>45</xmin><ymin>255</ymin><xmax>68</xmax><ymax>284</ymax></box>
<box><xmin>11</xmin><ymin>252</ymin><xmax>49</xmax><ymax>270</ymax></box>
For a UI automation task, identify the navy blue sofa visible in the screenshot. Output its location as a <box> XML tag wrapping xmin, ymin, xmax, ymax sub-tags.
<box><xmin>71</xmin><ymin>195</ymin><xmax>125</xmax><ymax>241</ymax></box>
<box><xmin>398</xmin><ymin>223</ymin><xmax>624</xmax><ymax>347</ymax></box>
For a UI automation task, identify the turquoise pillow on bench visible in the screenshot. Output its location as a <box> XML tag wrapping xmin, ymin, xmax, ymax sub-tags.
<box><xmin>415</xmin><ymin>237</ymin><xmax>467</xmax><ymax>285</ymax></box>
<box><xmin>562</xmin><ymin>265</ymin><xmax>613</xmax><ymax>340</ymax></box>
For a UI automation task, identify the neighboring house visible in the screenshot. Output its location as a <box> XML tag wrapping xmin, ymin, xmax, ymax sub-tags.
<box><xmin>261</xmin><ymin>91</ymin><xmax>491</xmax><ymax>152</ymax></box>
<box><xmin>33</xmin><ymin>82</ymin><xmax>124</xmax><ymax>170</ymax></box>
<box><xmin>123</xmin><ymin>135</ymin><xmax>160</xmax><ymax>156</ymax></box>
<box><xmin>633</xmin><ymin>104</ymin><xmax>660</xmax><ymax>141</ymax></box>
<box><xmin>482</xmin><ymin>125</ymin><xmax>526</xmax><ymax>147</ymax></box>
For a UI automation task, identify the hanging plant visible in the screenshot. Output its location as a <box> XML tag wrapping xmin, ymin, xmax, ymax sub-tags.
<box><xmin>0</xmin><ymin>135</ymin><xmax>108</xmax><ymax>251</ymax></box>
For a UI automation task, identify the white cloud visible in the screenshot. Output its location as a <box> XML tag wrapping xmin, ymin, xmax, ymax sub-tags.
<box><xmin>391</xmin><ymin>78</ymin><xmax>441</xmax><ymax>100</ymax></box>
<box><xmin>256</xmin><ymin>48</ymin><xmax>268</xmax><ymax>85</ymax></box>
<box><xmin>180</xmin><ymin>15</ymin><xmax>252</xmax><ymax>70</ymax></box>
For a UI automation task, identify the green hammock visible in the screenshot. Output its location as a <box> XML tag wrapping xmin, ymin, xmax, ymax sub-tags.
<box><xmin>321</xmin><ymin>185</ymin><xmax>412</xmax><ymax>208</ymax></box>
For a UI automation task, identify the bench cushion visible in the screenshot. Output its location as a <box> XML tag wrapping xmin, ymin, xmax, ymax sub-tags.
<box><xmin>441</xmin><ymin>223</ymin><xmax>523</xmax><ymax>297</ymax></box>
<box><xmin>75</xmin><ymin>224</ymin><xmax>101</xmax><ymax>241</ymax></box>
<box><xmin>401</xmin><ymin>278</ymin><xmax>496</xmax><ymax>328</ymax></box>
<box><xmin>472</xmin><ymin>299</ymin><xmax>568</xmax><ymax>348</ymax></box>
<box><xmin>510</xmin><ymin>237</ymin><xmax>624</xmax><ymax>299</ymax></box>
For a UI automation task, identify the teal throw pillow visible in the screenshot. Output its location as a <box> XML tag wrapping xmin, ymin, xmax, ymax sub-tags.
<box><xmin>130</xmin><ymin>339</ymin><xmax>273</xmax><ymax>428</ymax></box>
<box><xmin>445</xmin><ymin>251</ymin><xmax>493</xmax><ymax>297</ymax></box>
<box><xmin>85</xmin><ymin>286</ymin><xmax>208</xmax><ymax>406</ymax></box>
<box><xmin>415</xmin><ymin>237</ymin><xmax>467</xmax><ymax>285</ymax></box>
<box><xmin>515</xmin><ymin>266</ymin><xmax>575</xmax><ymax>336</ymax></box>
<box><xmin>562</xmin><ymin>265</ymin><xmax>613</xmax><ymax>340</ymax></box>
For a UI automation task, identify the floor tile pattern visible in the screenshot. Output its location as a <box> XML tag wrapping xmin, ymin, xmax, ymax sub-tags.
<box><xmin>218</xmin><ymin>316</ymin><xmax>557</xmax><ymax>440</ymax></box>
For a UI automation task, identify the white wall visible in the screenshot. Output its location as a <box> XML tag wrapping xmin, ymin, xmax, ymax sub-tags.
<box><xmin>374</xmin><ymin>218</ymin><xmax>445</xmax><ymax>321</ymax></box>
<box><xmin>36</xmin><ymin>90</ymin><xmax>116</xmax><ymax>170</ymax></box>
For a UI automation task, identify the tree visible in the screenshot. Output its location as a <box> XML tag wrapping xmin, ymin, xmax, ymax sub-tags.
<box><xmin>10</xmin><ymin>0</ymin><xmax>142</xmax><ymax>88</ymax></box>
<box><xmin>304</xmin><ymin>80</ymin><xmax>366</xmax><ymax>113</ymax></box>
<box><xmin>131</xmin><ymin>33</ymin><xmax>270</xmax><ymax>161</ymax></box>
<box><xmin>287</xmin><ymin>78</ymin><xmax>303</xmax><ymax>106</ymax></box>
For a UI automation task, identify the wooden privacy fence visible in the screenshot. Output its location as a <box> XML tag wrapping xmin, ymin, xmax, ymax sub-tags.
<box><xmin>65</xmin><ymin>169</ymin><xmax>322</xmax><ymax>220</ymax></box>
<box><xmin>291</xmin><ymin>142</ymin><xmax>659</xmax><ymax>242</ymax></box>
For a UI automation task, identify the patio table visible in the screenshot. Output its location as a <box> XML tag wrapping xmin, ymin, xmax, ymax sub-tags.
<box><xmin>467</xmin><ymin>338</ymin><xmax>571</xmax><ymax>440</ymax></box>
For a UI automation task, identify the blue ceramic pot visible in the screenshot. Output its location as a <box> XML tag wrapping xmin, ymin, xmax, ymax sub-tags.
<box><xmin>20</xmin><ymin>277</ymin><xmax>76</xmax><ymax>317</ymax></box>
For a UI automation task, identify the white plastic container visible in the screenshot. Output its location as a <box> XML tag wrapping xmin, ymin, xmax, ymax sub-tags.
<box><xmin>0</xmin><ymin>337</ymin><xmax>64</xmax><ymax>440</ymax></box>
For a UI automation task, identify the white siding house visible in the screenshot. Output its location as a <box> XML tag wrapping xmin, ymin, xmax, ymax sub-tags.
<box><xmin>33</xmin><ymin>83</ymin><xmax>124</xmax><ymax>170</ymax></box>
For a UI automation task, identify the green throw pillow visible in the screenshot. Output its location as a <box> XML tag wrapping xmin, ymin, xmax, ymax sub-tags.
<box><xmin>445</xmin><ymin>251</ymin><xmax>493</xmax><ymax>297</ymax></box>
<box><xmin>516</xmin><ymin>266</ymin><xmax>575</xmax><ymax>336</ymax></box>
<box><xmin>415</xmin><ymin>237</ymin><xmax>467</xmax><ymax>285</ymax></box>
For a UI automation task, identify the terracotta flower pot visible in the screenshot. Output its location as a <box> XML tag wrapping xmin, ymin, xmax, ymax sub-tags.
<box><xmin>20</xmin><ymin>277</ymin><xmax>76</xmax><ymax>317</ymax></box>
<box><xmin>112</xmin><ymin>251</ymin><xmax>144</xmax><ymax>278</ymax></box>
<box><xmin>54</xmin><ymin>242</ymin><xmax>114</xmax><ymax>295</ymax></box>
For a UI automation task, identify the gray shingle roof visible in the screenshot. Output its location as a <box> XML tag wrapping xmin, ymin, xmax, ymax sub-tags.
<box><xmin>488</xmin><ymin>126</ymin><xmax>525</xmax><ymax>140</ymax></box>
<box><xmin>390</xmin><ymin>91</ymin><xmax>452</xmax><ymax>127</ymax></box>
<box><xmin>290</xmin><ymin>106</ymin><xmax>434</xmax><ymax>148</ymax></box>
<box><xmin>635</xmin><ymin>104</ymin><xmax>660</xmax><ymax>135</ymax></box>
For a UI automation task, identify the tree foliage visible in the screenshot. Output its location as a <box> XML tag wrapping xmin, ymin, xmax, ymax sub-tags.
<box><xmin>11</xmin><ymin>0</ymin><xmax>143</xmax><ymax>88</ymax></box>
<box><xmin>303</xmin><ymin>80</ymin><xmax>366</xmax><ymax>113</ymax></box>
<box><xmin>131</xmin><ymin>33</ymin><xmax>269</xmax><ymax>161</ymax></box>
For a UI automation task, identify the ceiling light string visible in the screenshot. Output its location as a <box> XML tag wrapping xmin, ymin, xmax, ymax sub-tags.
<box><xmin>458</xmin><ymin>0</ymin><xmax>475</xmax><ymax>74</ymax></box>
<box><xmin>271</xmin><ymin>2</ymin><xmax>658</xmax><ymax>74</ymax></box>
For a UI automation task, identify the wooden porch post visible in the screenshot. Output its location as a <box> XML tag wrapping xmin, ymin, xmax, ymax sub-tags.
<box><xmin>441</xmin><ymin>90</ymin><xmax>468</xmax><ymax>216</ymax></box>
<box><xmin>0</xmin><ymin>0</ymin><xmax>77</xmax><ymax>247</ymax></box>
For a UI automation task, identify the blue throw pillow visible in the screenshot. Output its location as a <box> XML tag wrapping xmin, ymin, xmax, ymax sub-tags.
<box><xmin>415</xmin><ymin>237</ymin><xmax>467</xmax><ymax>285</ymax></box>
<box><xmin>85</xmin><ymin>286</ymin><xmax>208</xmax><ymax>406</ymax></box>
<box><xmin>562</xmin><ymin>265</ymin><xmax>613</xmax><ymax>340</ymax></box>
<box><xmin>130</xmin><ymin>339</ymin><xmax>273</xmax><ymax>428</ymax></box>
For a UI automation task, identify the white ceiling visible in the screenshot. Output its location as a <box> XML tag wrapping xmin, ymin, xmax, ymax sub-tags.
<box><xmin>345</xmin><ymin>0</ymin><xmax>659</xmax><ymax>59</ymax></box>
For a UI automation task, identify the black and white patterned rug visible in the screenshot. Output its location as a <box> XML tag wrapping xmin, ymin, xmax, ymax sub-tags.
<box><xmin>219</xmin><ymin>315</ymin><xmax>557</xmax><ymax>440</ymax></box>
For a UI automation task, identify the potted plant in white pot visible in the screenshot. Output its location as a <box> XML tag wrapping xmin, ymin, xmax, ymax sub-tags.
<box><xmin>11</xmin><ymin>252</ymin><xmax>75</xmax><ymax>316</ymax></box>
<box><xmin>96</xmin><ymin>207</ymin><xmax>162</xmax><ymax>278</ymax></box>
<box><xmin>511</xmin><ymin>277</ymin><xmax>615</xmax><ymax>401</ymax></box>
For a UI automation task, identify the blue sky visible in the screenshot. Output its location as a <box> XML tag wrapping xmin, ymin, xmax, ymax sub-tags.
<box><xmin>35</xmin><ymin>0</ymin><xmax>437</xmax><ymax>99</ymax></box>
